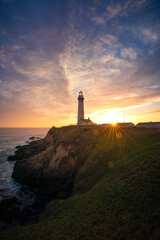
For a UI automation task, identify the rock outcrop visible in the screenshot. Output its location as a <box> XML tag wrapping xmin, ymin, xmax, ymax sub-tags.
<box><xmin>11</xmin><ymin>126</ymin><xmax>82</xmax><ymax>198</ymax></box>
<box><xmin>7</xmin><ymin>139</ymin><xmax>49</xmax><ymax>161</ymax></box>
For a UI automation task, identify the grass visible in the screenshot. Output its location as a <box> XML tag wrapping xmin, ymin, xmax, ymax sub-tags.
<box><xmin>1</xmin><ymin>127</ymin><xmax>160</xmax><ymax>240</ymax></box>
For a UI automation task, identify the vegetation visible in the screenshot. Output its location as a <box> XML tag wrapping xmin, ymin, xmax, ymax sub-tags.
<box><xmin>1</xmin><ymin>127</ymin><xmax>160</xmax><ymax>240</ymax></box>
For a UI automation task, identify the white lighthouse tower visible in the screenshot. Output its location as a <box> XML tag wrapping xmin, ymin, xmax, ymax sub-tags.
<box><xmin>77</xmin><ymin>91</ymin><xmax>84</xmax><ymax>124</ymax></box>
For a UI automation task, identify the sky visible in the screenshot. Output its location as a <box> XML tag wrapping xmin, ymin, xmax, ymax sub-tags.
<box><xmin>0</xmin><ymin>0</ymin><xmax>160</xmax><ymax>127</ymax></box>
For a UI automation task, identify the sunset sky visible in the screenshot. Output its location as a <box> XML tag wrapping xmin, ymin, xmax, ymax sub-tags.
<box><xmin>0</xmin><ymin>0</ymin><xmax>160</xmax><ymax>127</ymax></box>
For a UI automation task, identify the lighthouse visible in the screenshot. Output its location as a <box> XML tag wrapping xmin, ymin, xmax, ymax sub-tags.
<box><xmin>77</xmin><ymin>91</ymin><xmax>84</xmax><ymax>124</ymax></box>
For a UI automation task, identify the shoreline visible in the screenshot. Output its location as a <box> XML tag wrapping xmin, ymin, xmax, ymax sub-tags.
<box><xmin>0</xmin><ymin>131</ymin><xmax>50</xmax><ymax>229</ymax></box>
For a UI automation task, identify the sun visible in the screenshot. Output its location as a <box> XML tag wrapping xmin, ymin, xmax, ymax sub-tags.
<box><xmin>98</xmin><ymin>110</ymin><xmax>123</xmax><ymax>124</ymax></box>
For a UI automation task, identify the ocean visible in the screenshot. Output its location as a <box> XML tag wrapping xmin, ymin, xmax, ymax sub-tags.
<box><xmin>0</xmin><ymin>128</ymin><xmax>49</xmax><ymax>203</ymax></box>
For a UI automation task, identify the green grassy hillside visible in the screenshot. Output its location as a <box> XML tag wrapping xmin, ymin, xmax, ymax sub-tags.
<box><xmin>1</xmin><ymin>127</ymin><xmax>160</xmax><ymax>240</ymax></box>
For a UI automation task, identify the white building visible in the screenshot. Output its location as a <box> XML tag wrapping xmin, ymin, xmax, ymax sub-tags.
<box><xmin>116</xmin><ymin>122</ymin><xmax>135</xmax><ymax>127</ymax></box>
<box><xmin>136</xmin><ymin>122</ymin><xmax>160</xmax><ymax>128</ymax></box>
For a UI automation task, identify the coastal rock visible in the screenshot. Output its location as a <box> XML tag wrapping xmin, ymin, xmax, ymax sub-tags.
<box><xmin>15</xmin><ymin>145</ymin><xmax>21</xmax><ymax>149</ymax></box>
<box><xmin>0</xmin><ymin>196</ymin><xmax>21</xmax><ymax>229</ymax></box>
<box><xmin>29</xmin><ymin>136</ymin><xmax>36</xmax><ymax>140</ymax></box>
<box><xmin>0</xmin><ymin>196</ymin><xmax>18</xmax><ymax>207</ymax></box>
<box><xmin>11</xmin><ymin>126</ymin><xmax>88</xmax><ymax>198</ymax></box>
<box><xmin>7</xmin><ymin>139</ymin><xmax>49</xmax><ymax>161</ymax></box>
<box><xmin>0</xmin><ymin>196</ymin><xmax>42</xmax><ymax>229</ymax></box>
<box><xmin>29</xmin><ymin>136</ymin><xmax>42</xmax><ymax>140</ymax></box>
<box><xmin>13</xmin><ymin>141</ymin><xmax>76</xmax><ymax>198</ymax></box>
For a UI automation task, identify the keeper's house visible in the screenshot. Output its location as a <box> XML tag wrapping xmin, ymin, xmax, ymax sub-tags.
<box><xmin>78</xmin><ymin>117</ymin><xmax>95</xmax><ymax>125</ymax></box>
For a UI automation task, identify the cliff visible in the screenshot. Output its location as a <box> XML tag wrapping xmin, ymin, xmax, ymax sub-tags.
<box><xmin>12</xmin><ymin>126</ymin><xmax>96</xmax><ymax>198</ymax></box>
<box><xmin>1</xmin><ymin>126</ymin><xmax>160</xmax><ymax>240</ymax></box>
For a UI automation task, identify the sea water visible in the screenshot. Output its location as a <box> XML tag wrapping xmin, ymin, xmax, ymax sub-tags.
<box><xmin>0</xmin><ymin>128</ymin><xmax>49</xmax><ymax>203</ymax></box>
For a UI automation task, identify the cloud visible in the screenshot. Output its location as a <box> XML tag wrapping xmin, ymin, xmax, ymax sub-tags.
<box><xmin>0</xmin><ymin>0</ymin><xmax>73</xmax><ymax>123</ymax></box>
<box><xmin>106</xmin><ymin>0</ymin><xmax>149</xmax><ymax>19</ymax></box>
<box><xmin>121</xmin><ymin>47</ymin><xmax>137</xmax><ymax>59</ymax></box>
<box><xmin>106</xmin><ymin>4</ymin><xmax>122</xmax><ymax>19</ymax></box>
<box><xmin>92</xmin><ymin>16</ymin><xmax>106</xmax><ymax>24</ymax></box>
<box><xmin>99</xmin><ymin>34</ymin><xmax>117</xmax><ymax>45</ymax></box>
<box><xmin>64</xmin><ymin>31</ymin><xmax>160</xmax><ymax>116</ymax></box>
<box><xmin>99</xmin><ymin>49</ymin><xmax>160</xmax><ymax>108</ymax></box>
<box><xmin>142</xmin><ymin>29</ymin><xmax>159</xmax><ymax>43</ymax></box>
<box><xmin>148</xmin><ymin>110</ymin><xmax>160</xmax><ymax>114</ymax></box>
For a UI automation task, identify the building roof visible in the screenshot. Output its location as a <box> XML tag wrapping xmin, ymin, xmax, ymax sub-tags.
<box><xmin>116</xmin><ymin>122</ymin><xmax>134</xmax><ymax>125</ymax></box>
<box><xmin>136</xmin><ymin>122</ymin><xmax>160</xmax><ymax>125</ymax></box>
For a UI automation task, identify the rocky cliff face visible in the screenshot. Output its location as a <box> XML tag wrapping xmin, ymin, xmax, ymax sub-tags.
<box><xmin>12</xmin><ymin>126</ymin><xmax>83</xmax><ymax>198</ymax></box>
